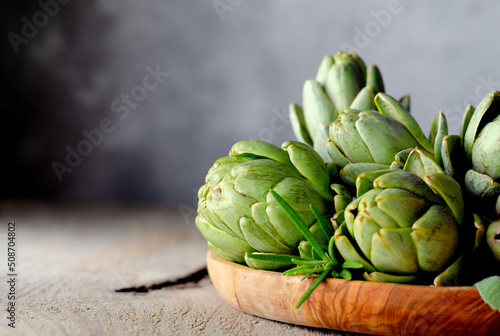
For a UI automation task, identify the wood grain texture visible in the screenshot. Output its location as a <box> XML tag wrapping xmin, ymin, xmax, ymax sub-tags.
<box><xmin>207</xmin><ymin>250</ymin><xmax>500</xmax><ymax>336</ymax></box>
<box><xmin>0</xmin><ymin>201</ymin><xmax>362</xmax><ymax>336</ymax></box>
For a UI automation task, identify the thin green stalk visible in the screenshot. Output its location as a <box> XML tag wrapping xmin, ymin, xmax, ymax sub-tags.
<box><xmin>295</xmin><ymin>269</ymin><xmax>330</xmax><ymax>309</ymax></box>
<box><xmin>270</xmin><ymin>190</ymin><xmax>328</xmax><ymax>260</ymax></box>
<box><xmin>310</xmin><ymin>204</ymin><xmax>335</xmax><ymax>239</ymax></box>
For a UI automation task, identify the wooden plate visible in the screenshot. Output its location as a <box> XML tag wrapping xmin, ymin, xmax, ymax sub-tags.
<box><xmin>207</xmin><ymin>250</ymin><xmax>500</xmax><ymax>336</ymax></box>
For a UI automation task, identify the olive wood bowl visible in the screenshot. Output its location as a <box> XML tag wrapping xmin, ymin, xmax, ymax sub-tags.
<box><xmin>207</xmin><ymin>250</ymin><xmax>500</xmax><ymax>336</ymax></box>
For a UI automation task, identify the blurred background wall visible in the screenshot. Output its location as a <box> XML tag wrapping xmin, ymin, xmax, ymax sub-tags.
<box><xmin>2</xmin><ymin>0</ymin><xmax>500</xmax><ymax>213</ymax></box>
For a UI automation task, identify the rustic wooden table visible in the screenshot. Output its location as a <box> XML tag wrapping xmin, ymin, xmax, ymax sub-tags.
<box><xmin>0</xmin><ymin>201</ymin><xmax>368</xmax><ymax>336</ymax></box>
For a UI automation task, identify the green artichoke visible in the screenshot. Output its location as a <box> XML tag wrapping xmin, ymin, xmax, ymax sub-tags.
<box><xmin>423</xmin><ymin>96</ymin><xmax>500</xmax><ymax>283</ymax></box>
<box><xmin>461</xmin><ymin>91</ymin><xmax>500</xmax><ymax>218</ymax></box>
<box><xmin>334</xmin><ymin>149</ymin><xmax>464</xmax><ymax>284</ymax></box>
<box><xmin>289</xmin><ymin>51</ymin><xmax>385</xmax><ymax>161</ymax></box>
<box><xmin>326</xmin><ymin>93</ymin><xmax>434</xmax><ymax>169</ymax></box>
<box><xmin>196</xmin><ymin>140</ymin><xmax>335</xmax><ymax>269</ymax></box>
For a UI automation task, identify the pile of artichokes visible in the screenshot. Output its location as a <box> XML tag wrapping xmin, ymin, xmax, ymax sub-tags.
<box><xmin>196</xmin><ymin>51</ymin><xmax>500</xmax><ymax>290</ymax></box>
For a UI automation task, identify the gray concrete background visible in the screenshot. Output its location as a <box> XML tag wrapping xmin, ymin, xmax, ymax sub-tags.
<box><xmin>3</xmin><ymin>0</ymin><xmax>500</xmax><ymax>210</ymax></box>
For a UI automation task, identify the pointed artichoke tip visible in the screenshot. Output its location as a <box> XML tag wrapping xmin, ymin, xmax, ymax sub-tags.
<box><xmin>412</xmin><ymin>147</ymin><xmax>425</xmax><ymax>155</ymax></box>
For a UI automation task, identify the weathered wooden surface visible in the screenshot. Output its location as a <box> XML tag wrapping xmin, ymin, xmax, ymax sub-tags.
<box><xmin>0</xmin><ymin>201</ymin><xmax>366</xmax><ymax>336</ymax></box>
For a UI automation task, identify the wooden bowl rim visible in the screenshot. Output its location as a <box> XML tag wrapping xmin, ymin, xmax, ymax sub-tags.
<box><xmin>207</xmin><ymin>250</ymin><xmax>478</xmax><ymax>292</ymax></box>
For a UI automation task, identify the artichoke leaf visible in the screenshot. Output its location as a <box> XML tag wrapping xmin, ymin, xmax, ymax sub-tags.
<box><xmin>433</xmin><ymin>253</ymin><xmax>464</xmax><ymax>286</ymax></box>
<box><xmin>230</xmin><ymin>140</ymin><xmax>292</xmax><ymax>167</ymax></box>
<box><xmin>208</xmin><ymin>242</ymin><xmax>246</xmax><ymax>264</ymax></box>
<box><xmin>344</xmin><ymin>197</ymin><xmax>362</xmax><ymax>236</ymax></box>
<box><xmin>356</xmin><ymin>111</ymin><xmax>421</xmax><ymax>164</ymax></box>
<box><xmin>282</xmin><ymin>141</ymin><xmax>332</xmax><ymax>197</ymax></box>
<box><xmin>340</xmin><ymin>162</ymin><xmax>390</xmax><ymax>186</ymax></box>
<box><xmin>303</xmin><ymin>80</ymin><xmax>338</xmax><ymax>140</ymax></box>
<box><xmin>441</xmin><ymin>135</ymin><xmax>466</xmax><ymax>179</ymax></box>
<box><xmin>465</xmin><ymin>169</ymin><xmax>500</xmax><ymax>198</ymax></box>
<box><xmin>464</xmin><ymin>91</ymin><xmax>500</xmax><ymax>160</ymax></box>
<box><xmin>403</xmin><ymin>148</ymin><xmax>444</xmax><ymax>179</ymax></box>
<box><xmin>196</xmin><ymin>216</ymin><xmax>254</xmax><ymax>259</ymax></box>
<box><xmin>496</xmin><ymin>195</ymin><xmax>500</xmax><ymax>218</ymax></box>
<box><xmin>364</xmin><ymin>271</ymin><xmax>417</xmax><ymax>283</ymax></box>
<box><xmin>349</xmin><ymin>86</ymin><xmax>376</xmax><ymax>111</ymax></box>
<box><xmin>356</xmin><ymin>169</ymin><xmax>394</xmax><ymax>198</ymax></box>
<box><xmin>265</xmin><ymin>203</ymin><xmax>305</xmax><ymax>247</ymax></box>
<box><xmin>206</xmin><ymin>156</ymin><xmax>250</xmax><ymax>185</ymax></box>
<box><xmin>431</xmin><ymin>111</ymin><xmax>448</xmax><ymax>167</ymax></box>
<box><xmin>210</xmin><ymin>183</ymin><xmax>254</xmax><ymax>237</ymax></box>
<box><xmin>331</xmin><ymin>183</ymin><xmax>352</xmax><ymax>213</ymax></box>
<box><xmin>392</xmin><ymin>148</ymin><xmax>413</xmax><ymax>169</ymax></box>
<box><xmin>375</xmin><ymin>188</ymin><xmax>429</xmax><ymax>228</ymax></box>
<box><xmin>200</xmin><ymin>201</ymin><xmax>236</xmax><ymax>237</ymax></box>
<box><xmin>315</xmin><ymin>54</ymin><xmax>334</xmax><ymax>85</ymax></box>
<box><xmin>429</xmin><ymin>111</ymin><xmax>440</xmax><ymax>146</ymax></box>
<box><xmin>359</xmin><ymin>189</ymin><xmax>399</xmax><ymax>229</ymax></box>
<box><xmin>411</xmin><ymin>205</ymin><xmax>459</xmax><ymax>273</ymax></box>
<box><xmin>240</xmin><ymin>216</ymin><xmax>295</xmax><ymax>254</ymax></box>
<box><xmin>373</xmin><ymin>170</ymin><xmax>440</xmax><ymax>204</ymax></box>
<box><xmin>425</xmin><ymin>173</ymin><xmax>465</xmax><ymax>224</ymax></box>
<box><xmin>370</xmin><ymin>227</ymin><xmax>419</xmax><ymax>274</ymax></box>
<box><xmin>352</xmin><ymin>209</ymin><xmax>380</xmax><ymax>259</ymax></box>
<box><xmin>374</xmin><ymin>92</ymin><xmax>434</xmax><ymax>153</ymax></box>
<box><xmin>470</xmin><ymin>121</ymin><xmax>500</xmax><ymax>180</ymax></box>
<box><xmin>365</xmin><ymin>65</ymin><xmax>385</xmax><ymax>94</ymax></box>
<box><xmin>331</xmin><ymin>111</ymin><xmax>374</xmax><ymax>163</ymax></box>
<box><xmin>289</xmin><ymin>103</ymin><xmax>313</xmax><ymax>146</ymax></box>
<box><xmin>232</xmin><ymin>160</ymin><xmax>300</xmax><ymax>200</ymax></box>
<box><xmin>311</xmin><ymin>123</ymin><xmax>332</xmax><ymax>163</ymax></box>
<box><xmin>325</xmin><ymin>139</ymin><xmax>351</xmax><ymax>168</ymax></box>
<box><xmin>251</xmin><ymin>202</ymin><xmax>291</xmax><ymax>247</ymax></box>
<box><xmin>334</xmin><ymin>223</ymin><xmax>376</xmax><ymax>272</ymax></box>
<box><xmin>399</xmin><ymin>94</ymin><xmax>410</xmax><ymax>113</ymax></box>
<box><xmin>461</xmin><ymin>104</ymin><xmax>475</xmax><ymax>140</ymax></box>
<box><xmin>244</xmin><ymin>252</ymin><xmax>294</xmax><ymax>270</ymax></box>
<box><xmin>326</xmin><ymin>162</ymin><xmax>340</xmax><ymax>181</ymax></box>
<box><xmin>349</xmin><ymin>52</ymin><xmax>367</xmax><ymax>80</ymax></box>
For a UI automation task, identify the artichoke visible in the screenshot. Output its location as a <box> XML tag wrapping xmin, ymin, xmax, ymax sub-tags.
<box><xmin>289</xmin><ymin>51</ymin><xmax>386</xmax><ymax>161</ymax></box>
<box><xmin>326</xmin><ymin>93</ymin><xmax>433</xmax><ymax>168</ymax></box>
<box><xmin>326</xmin><ymin>93</ymin><xmax>435</xmax><ymax>186</ymax></box>
<box><xmin>334</xmin><ymin>149</ymin><xmax>464</xmax><ymax>284</ymax></box>
<box><xmin>461</xmin><ymin>91</ymin><xmax>500</xmax><ymax>218</ymax></box>
<box><xmin>196</xmin><ymin>140</ymin><xmax>335</xmax><ymax>269</ymax></box>
<box><xmin>424</xmin><ymin>94</ymin><xmax>500</xmax><ymax>283</ymax></box>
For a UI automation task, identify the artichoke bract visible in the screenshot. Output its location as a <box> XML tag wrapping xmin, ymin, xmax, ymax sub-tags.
<box><xmin>289</xmin><ymin>51</ymin><xmax>385</xmax><ymax>161</ymax></box>
<box><xmin>196</xmin><ymin>140</ymin><xmax>335</xmax><ymax>269</ymax></box>
<box><xmin>334</xmin><ymin>149</ymin><xmax>464</xmax><ymax>285</ymax></box>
